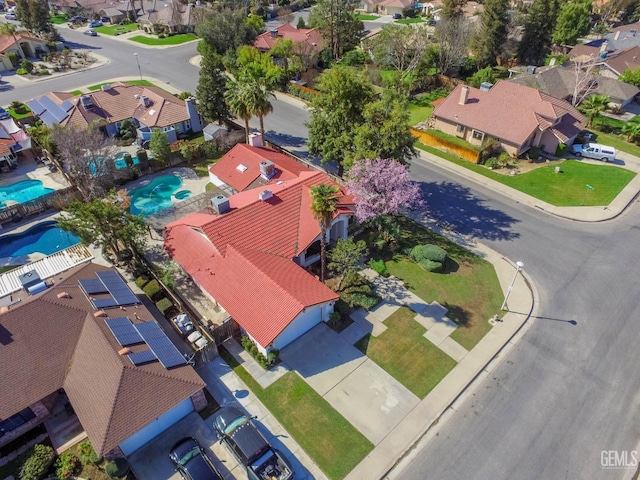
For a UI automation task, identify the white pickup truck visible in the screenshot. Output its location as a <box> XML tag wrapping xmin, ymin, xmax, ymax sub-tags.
<box><xmin>571</xmin><ymin>143</ymin><xmax>616</xmax><ymax>162</ymax></box>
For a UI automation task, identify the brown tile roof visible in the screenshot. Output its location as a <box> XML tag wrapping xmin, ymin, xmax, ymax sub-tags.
<box><xmin>604</xmin><ymin>45</ymin><xmax>640</xmax><ymax>75</ymax></box>
<box><xmin>433</xmin><ymin>81</ymin><xmax>586</xmax><ymax>146</ymax></box>
<box><xmin>0</xmin><ymin>32</ymin><xmax>47</xmax><ymax>54</ymax></box>
<box><xmin>254</xmin><ymin>24</ymin><xmax>323</xmax><ymax>53</ymax></box>
<box><xmin>57</xmin><ymin>82</ymin><xmax>190</xmax><ymax>130</ymax></box>
<box><xmin>0</xmin><ymin>262</ymin><xmax>204</xmax><ymax>456</ymax></box>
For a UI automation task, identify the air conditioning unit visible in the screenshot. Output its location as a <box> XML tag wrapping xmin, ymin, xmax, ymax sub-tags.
<box><xmin>210</xmin><ymin>194</ymin><xmax>230</xmax><ymax>214</ymax></box>
<box><xmin>140</xmin><ymin>95</ymin><xmax>153</xmax><ymax>108</ymax></box>
<box><xmin>80</xmin><ymin>95</ymin><xmax>94</xmax><ymax>109</ymax></box>
<box><xmin>260</xmin><ymin>160</ymin><xmax>275</xmax><ymax>179</ymax></box>
<box><xmin>101</xmin><ymin>84</ymin><xmax>112</xmax><ymax>91</ymax></box>
<box><xmin>259</xmin><ymin>189</ymin><xmax>273</xmax><ymax>201</ymax></box>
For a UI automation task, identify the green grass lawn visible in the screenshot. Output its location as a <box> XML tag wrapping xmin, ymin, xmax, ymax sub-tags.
<box><xmin>8</xmin><ymin>104</ymin><xmax>32</xmax><ymax>120</ymax></box>
<box><xmin>356</xmin><ymin>13</ymin><xmax>379</xmax><ymax>20</ymax></box>
<box><xmin>50</xmin><ymin>13</ymin><xmax>68</xmax><ymax>24</ymax></box>
<box><xmin>381</xmin><ymin>216</ymin><xmax>503</xmax><ymax>350</ymax></box>
<box><xmin>129</xmin><ymin>33</ymin><xmax>197</xmax><ymax>45</ymax></box>
<box><xmin>94</xmin><ymin>23</ymin><xmax>139</xmax><ymax>35</ymax></box>
<box><xmin>396</xmin><ymin>17</ymin><xmax>425</xmax><ymax>23</ymax></box>
<box><xmin>408</xmin><ymin>103</ymin><xmax>433</xmax><ymax>126</ymax></box>
<box><xmin>355</xmin><ymin>307</ymin><xmax>457</xmax><ymax>397</ymax></box>
<box><xmin>87</xmin><ymin>80</ymin><xmax>155</xmax><ymax>91</ymax></box>
<box><xmin>416</xmin><ymin>143</ymin><xmax>637</xmax><ymax>206</ymax></box>
<box><xmin>69</xmin><ymin>89</ymin><xmax>83</xmax><ymax>96</ymax></box>
<box><xmin>219</xmin><ymin>347</ymin><xmax>373</xmax><ymax>480</ymax></box>
<box><xmin>590</xmin><ymin>130</ymin><xmax>640</xmax><ymax>157</ymax></box>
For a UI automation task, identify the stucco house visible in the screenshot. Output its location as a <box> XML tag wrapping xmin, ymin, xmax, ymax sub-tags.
<box><xmin>432</xmin><ymin>81</ymin><xmax>586</xmax><ymax>157</ymax></box>
<box><xmin>358</xmin><ymin>0</ymin><xmax>415</xmax><ymax>15</ymax></box>
<box><xmin>165</xmin><ymin>171</ymin><xmax>355</xmax><ymax>355</ymax></box>
<box><xmin>137</xmin><ymin>3</ymin><xmax>206</xmax><ymax>34</ymax></box>
<box><xmin>0</xmin><ymin>117</ymin><xmax>32</xmax><ymax>169</ymax></box>
<box><xmin>0</xmin><ymin>259</ymin><xmax>206</xmax><ymax>458</ymax></box>
<box><xmin>0</xmin><ymin>32</ymin><xmax>49</xmax><ymax>69</ymax></box>
<box><xmin>27</xmin><ymin>82</ymin><xmax>202</xmax><ymax>144</ymax></box>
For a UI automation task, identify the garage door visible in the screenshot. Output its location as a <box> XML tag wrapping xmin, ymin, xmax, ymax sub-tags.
<box><xmin>119</xmin><ymin>397</ymin><xmax>194</xmax><ymax>455</ymax></box>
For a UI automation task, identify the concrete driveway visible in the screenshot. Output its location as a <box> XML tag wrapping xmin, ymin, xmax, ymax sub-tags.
<box><xmin>280</xmin><ymin>323</ymin><xmax>419</xmax><ymax>445</ymax></box>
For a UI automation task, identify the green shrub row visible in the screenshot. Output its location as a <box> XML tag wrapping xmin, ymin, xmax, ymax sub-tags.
<box><xmin>286</xmin><ymin>84</ymin><xmax>315</xmax><ymax>102</ymax></box>
<box><xmin>240</xmin><ymin>336</ymin><xmax>279</xmax><ymax>369</ymax></box>
<box><xmin>348</xmin><ymin>292</ymin><xmax>381</xmax><ymax>310</ymax></box>
<box><xmin>155</xmin><ymin>297</ymin><xmax>173</xmax><ymax>315</ymax></box>
<box><xmin>143</xmin><ymin>279</ymin><xmax>161</xmax><ymax>299</ymax></box>
<box><xmin>135</xmin><ymin>275</ymin><xmax>149</xmax><ymax>288</ymax></box>
<box><xmin>18</xmin><ymin>444</ymin><xmax>55</xmax><ymax>480</ymax></box>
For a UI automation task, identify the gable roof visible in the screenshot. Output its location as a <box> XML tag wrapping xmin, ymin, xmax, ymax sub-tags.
<box><xmin>254</xmin><ymin>24</ymin><xmax>323</xmax><ymax>52</ymax></box>
<box><xmin>209</xmin><ymin>144</ymin><xmax>311</xmax><ymax>192</ymax></box>
<box><xmin>602</xmin><ymin>45</ymin><xmax>640</xmax><ymax>75</ymax></box>
<box><xmin>0</xmin><ymin>262</ymin><xmax>204</xmax><ymax>455</ymax></box>
<box><xmin>0</xmin><ymin>32</ymin><xmax>47</xmax><ymax>54</ymax></box>
<box><xmin>433</xmin><ymin>81</ymin><xmax>586</xmax><ymax>146</ymax></box>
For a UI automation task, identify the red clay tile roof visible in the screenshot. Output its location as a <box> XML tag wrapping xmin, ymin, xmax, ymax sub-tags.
<box><xmin>0</xmin><ymin>263</ymin><xmax>204</xmax><ymax>456</ymax></box>
<box><xmin>433</xmin><ymin>81</ymin><xmax>586</xmax><ymax>146</ymax></box>
<box><xmin>0</xmin><ymin>32</ymin><xmax>47</xmax><ymax>53</ymax></box>
<box><xmin>209</xmin><ymin>144</ymin><xmax>311</xmax><ymax>192</ymax></box>
<box><xmin>254</xmin><ymin>24</ymin><xmax>323</xmax><ymax>53</ymax></box>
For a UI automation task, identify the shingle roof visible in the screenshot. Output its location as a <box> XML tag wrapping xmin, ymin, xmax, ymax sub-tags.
<box><xmin>209</xmin><ymin>144</ymin><xmax>311</xmax><ymax>192</ymax></box>
<box><xmin>603</xmin><ymin>46</ymin><xmax>640</xmax><ymax>75</ymax></box>
<box><xmin>0</xmin><ymin>263</ymin><xmax>204</xmax><ymax>455</ymax></box>
<box><xmin>254</xmin><ymin>24</ymin><xmax>323</xmax><ymax>52</ymax></box>
<box><xmin>433</xmin><ymin>81</ymin><xmax>586</xmax><ymax>146</ymax></box>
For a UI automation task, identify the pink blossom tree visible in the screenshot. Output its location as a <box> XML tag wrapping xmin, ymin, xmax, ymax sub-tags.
<box><xmin>346</xmin><ymin>157</ymin><xmax>423</xmax><ymax>223</ymax></box>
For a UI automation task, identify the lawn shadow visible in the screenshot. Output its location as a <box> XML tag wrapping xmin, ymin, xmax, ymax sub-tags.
<box><xmin>412</xmin><ymin>180</ymin><xmax>521</xmax><ymax>242</ymax></box>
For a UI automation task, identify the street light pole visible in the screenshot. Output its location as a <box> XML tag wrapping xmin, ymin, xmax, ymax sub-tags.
<box><xmin>134</xmin><ymin>53</ymin><xmax>142</xmax><ymax>81</ymax></box>
<box><xmin>501</xmin><ymin>261</ymin><xmax>524</xmax><ymax>311</ymax></box>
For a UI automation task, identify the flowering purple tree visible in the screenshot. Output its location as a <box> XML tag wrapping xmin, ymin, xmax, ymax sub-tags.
<box><xmin>346</xmin><ymin>157</ymin><xmax>423</xmax><ymax>222</ymax></box>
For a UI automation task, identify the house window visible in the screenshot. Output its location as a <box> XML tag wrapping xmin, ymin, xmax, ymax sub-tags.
<box><xmin>0</xmin><ymin>408</ymin><xmax>36</xmax><ymax>437</ymax></box>
<box><xmin>472</xmin><ymin>130</ymin><xmax>484</xmax><ymax>141</ymax></box>
<box><xmin>456</xmin><ymin>124</ymin><xmax>464</xmax><ymax>133</ymax></box>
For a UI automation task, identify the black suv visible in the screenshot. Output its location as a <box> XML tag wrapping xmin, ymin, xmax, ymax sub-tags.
<box><xmin>169</xmin><ymin>437</ymin><xmax>223</xmax><ymax>480</ymax></box>
<box><xmin>213</xmin><ymin>406</ymin><xmax>294</xmax><ymax>480</ymax></box>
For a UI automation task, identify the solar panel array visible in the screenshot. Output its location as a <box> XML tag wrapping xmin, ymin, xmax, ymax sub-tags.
<box><xmin>97</xmin><ymin>271</ymin><xmax>140</xmax><ymax>306</ymax></box>
<box><xmin>134</xmin><ymin>321</ymin><xmax>186</xmax><ymax>368</ymax></box>
<box><xmin>79</xmin><ymin>278</ymin><xmax>108</xmax><ymax>295</ymax></box>
<box><xmin>27</xmin><ymin>96</ymin><xmax>70</xmax><ymax>127</ymax></box>
<box><xmin>104</xmin><ymin>317</ymin><xmax>143</xmax><ymax>346</ymax></box>
<box><xmin>128</xmin><ymin>350</ymin><xmax>157</xmax><ymax>366</ymax></box>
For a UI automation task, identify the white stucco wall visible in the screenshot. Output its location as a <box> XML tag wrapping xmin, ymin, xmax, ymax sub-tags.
<box><xmin>208</xmin><ymin>171</ymin><xmax>226</xmax><ymax>187</ymax></box>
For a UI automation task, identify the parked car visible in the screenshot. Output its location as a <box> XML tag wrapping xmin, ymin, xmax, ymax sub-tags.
<box><xmin>169</xmin><ymin>437</ymin><xmax>223</xmax><ymax>480</ymax></box>
<box><xmin>88</xmin><ymin>20</ymin><xmax>102</xmax><ymax>27</ymax></box>
<box><xmin>427</xmin><ymin>18</ymin><xmax>437</xmax><ymax>25</ymax></box>
<box><xmin>0</xmin><ymin>107</ymin><xmax>9</xmax><ymax>120</ymax></box>
<box><xmin>5</xmin><ymin>12</ymin><xmax>17</xmax><ymax>20</ymax></box>
<box><xmin>84</xmin><ymin>28</ymin><xmax>97</xmax><ymax>36</ymax></box>
<box><xmin>101</xmin><ymin>15</ymin><xmax>110</xmax><ymax>23</ymax></box>
<box><xmin>69</xmin><ymin>15</ymin><xmax>87</xmax><ymax>24</ymax></box>
<box><xmin>213</xmin><ymin>406</ymin><xmax>294</xmax><ymax>480</ymax></box>
<box><xmin>392</xmin><ymin>13</ymin><xmax>402</xmax><ymax>19</ymax></box>
<box><xmin>570</xmin><ymin>142</ymin><xmax>616</xmax><ymax>162</ymax></box>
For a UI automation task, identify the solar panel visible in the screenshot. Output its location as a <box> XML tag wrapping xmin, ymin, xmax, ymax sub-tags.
<box><xmin>105</xmin><ymin>317</ymin><xmax>143</xmax><ymax>346</ymax></box>
<box><xmin>134</xmin><ymin>321</ymin><xmax>186</xmax><ymax>369</ymax></box>
<box><xmin>39</xmin><ymin>96</ymin><xmax>68</xmax><ymax>123</ymax></box>
<box><xmin>39</xmin><ymin>110</ymin><xmax>57</xmax><ymax>127</ymax></box>
<box><xmin>93</xmin><ymin>298</ymin><xmax>118</xmax><ymax>309</ymax></box>
<box><xmin>27</xmin><ymin>99</ymin><xmax>46</xmax><ymax>116</ymax></box>
<box><xmin>79</xmin><ymin>278</ymin><xmax>108</xmax><ymax>295</ymax></box>
<box><xmin>128</xmin><ymin>350</ymin><xmax>157</xmax><ymax>366</ymax></box>
<box><xmin>60</xmin><ymin>100</ymin><xmax>74</xmax><ymax>112</ymax></box>
<box><xmin>97</xmin><ymin>271</ymin><xmax>140</xmax><ymax>306</ymax></box>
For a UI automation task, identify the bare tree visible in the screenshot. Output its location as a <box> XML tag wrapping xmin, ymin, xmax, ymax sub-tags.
<box><xmin>51</xmin><ymin>121</ymin><xmax>120</xmax><ymax>201</ymax></box>
<box><xmin>170</xmin><ymin>0</ymin><xmax>185</xmax><ymax>32</ymax></box>
<box><xmin>571</xmin><ymin>56</ymin><xmax>599</xmax><ymax>107</ymax></box>
<box><xmin>278</xmin><ymin>7</ymin><xmax>294</xmax><ymax>25</ymax></box>
<box><xmin>435</xmin><ymin>16</ymin><xmax>475</xmax><ymax>75</ymax></box>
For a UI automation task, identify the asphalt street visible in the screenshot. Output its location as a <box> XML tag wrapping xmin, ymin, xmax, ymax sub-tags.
<box><xmin>2</xmin><ymin>26</ymin><xmax>640</xmax><ymax>480</ymax></box>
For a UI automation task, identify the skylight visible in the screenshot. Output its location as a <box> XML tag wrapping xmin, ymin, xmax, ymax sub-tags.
<box><xmin>236</xmin><ymin>164</ymin><xmax>248</xmax><ymax>173</ymax></box>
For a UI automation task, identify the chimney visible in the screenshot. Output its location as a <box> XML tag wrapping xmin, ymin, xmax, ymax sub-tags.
<box><xmin>185</xmin><ymin>97</ymin><xmax>202</xmax><ymax>133</ymax></box>
<box><xmin>248</xmin><ymin>133</ymin><xmax>263</xmax><ymax>147</ymax></box>
<box><xmin>259</xmin><ymin>189</ymin><xmax>273</xmax><ymax>201</ymax></box>
<box><xmin>614</xmin><ymin>30</ymin><xmax>621</xmax><ymax>40</ymax></box>
<box><xmin>270</xmin><ymin>29</ymin><xmax>278</xmax><ymax>38</ymax></box>
<box><xmin>459</xmin><ymin>86</ymin><xmax>470</xmax><ymax>105</ymax></box>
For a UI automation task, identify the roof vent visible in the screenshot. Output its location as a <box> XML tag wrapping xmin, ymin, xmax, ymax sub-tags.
<box><xmin>479</xmin><ymin>82</ymin><xmax>493</xmax><ymax>92</ymax></box>
<box><xmin>210</xmin><ymin>194</ymin><xmax>230</xmax><ymax>214</ymax></box>
<box><xmin>270</xmin><ymin>29</ymin><xmax>278</xmax><ymax>38</ymax></box>
<box><xmin>57</xmin><ymin>292</ymin><xmax>71</xmax><ymax>299</ymax></box>
<box><xmin>134</xmin><ymin>94</ymin><xmax>141</xmax><ymax>99</ymax></box>
<box><xmin>80</xmin><ymin>95</ymin><xmax>94</xmax><ymax>109</ymax></box>
<box><xmin>140</xmin><ymin>95</ymin><xmax>153</xmax><ymax>108</ymax></box>
<box><xmin>260</xmin><ymin>160</ymin><xmax>275</xmax><ymax>179</ymax></box>
<box><xmin>94</xmin><ymin>310</ymin><xmax>107</xmax><ymax>317</ymax></box>
<box><xmin>236</xmin><ymin>163</ymin><xmax>248</xmax><ymax>173</ymax></box>
<box><xmin>101</xmin><ymin>84</ymin><xmax>112</xmax><ymax>91</ymax></box>
<box><xmin>259</xmin><ymin>189</ymin><xmax>273</xmax><ymax>201</ymax></box>
<box><xmin>527</xmin><ymin>65</ymin><xmax>537</xmax><ymax>74</ymax></box>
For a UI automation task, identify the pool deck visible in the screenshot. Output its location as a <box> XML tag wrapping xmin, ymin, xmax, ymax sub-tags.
<box><xmin>0</xmin><ymin>156</ymin><xmax>70</xmax><ymax>192</ymax></box>
<box><xmin>125</xmin><ymin>166</ymin><xmax>210</xmax><ymax>207</ymax></box>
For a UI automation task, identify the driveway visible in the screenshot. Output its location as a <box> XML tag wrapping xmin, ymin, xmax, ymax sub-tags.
<box><xmin>280</xmin><ymin>323</ymin><xmax>419</xmax><ymax>445</ymax></box>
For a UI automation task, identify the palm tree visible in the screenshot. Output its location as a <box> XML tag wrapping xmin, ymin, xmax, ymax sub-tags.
<box><xmin>225</xmin><ymin>78</ymin><xmax>252</xmax><ymax>143</ymax></box>
<box><xmin>243</xmin><ymin>78</ymin><xmax>275</xmax><ymax>139</ymax></box>
<box><xmin>622</xmin><ymin>121</ymin><xmax>640</xmax><ymax>143</ymax></box>
<box><xmin>580</xmin><ymin>94</ymin><xmax>610</xmax><ymax>128</ymax></box>
<box><xmin>309</xmin><ymin>183</ymin><xmax>340</xmax><ymax>282</ymax></box>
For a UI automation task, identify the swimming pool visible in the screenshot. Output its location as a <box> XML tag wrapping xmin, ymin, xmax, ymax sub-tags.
<box><xmin>129</xmin><ymin>175</ymin><xmax>183</xmax><ymax>216</ymax></box>
<box><xmin>0</xmin><ymin>180</ymin><xmax>54</xmax><ymax>208</ymax></box>
<box><xmin>114</xmin><ymin>152</ymin><xmax>141</xmax><ymax>170</ymax></box>
<box><xmin>0</xmin><ymin>221</ymin><xmax>80</xmax><ymax>258</ymax></box>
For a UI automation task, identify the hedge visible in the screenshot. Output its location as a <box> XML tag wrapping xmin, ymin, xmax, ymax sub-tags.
<box><xmin>410</xmin><ymin>244</ymin><xmax>448</xmax><ymax>272</ymax></box>
<box><xmin>155</xmin><ymin>297</ymin><xmax>173</xmax><ymax>315</ymax></box>
<box><xmin>18</xmin><ymin>444</ymin><xmax>55</xmax><ymax>480</ymax></box>
<box><xmin>135</xmin><ymin>275</ymin><xmax>149</xmax><ymax>288</ymax></box>
<box><xmin>143</xmin><ymin>279</ymin><xmax>161</xmax><ymax>299</ymax></box>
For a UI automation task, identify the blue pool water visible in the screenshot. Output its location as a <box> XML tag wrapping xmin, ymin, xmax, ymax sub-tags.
<box><xmin>0</xmin><ymin>180</ymin><xmax>54</xmax><ymax>208</ymax></box>
<box><xmin>174</xmin><ymin>190</ymin><xmax>192</xmax><ymax>200</ymax></box>
<box><xmin>114</xmin><ymin>152</ymin><xmax>141</xmax><ymax>170</ymax></box>
<box><xmin>0</xmin><ymin>221</ymin><xmax>80</xmax><ymax>258</ymax></box>
<box><xmin>130</xmin><ymin>175</ymin><xmax>183</xmax><ymax>216</ymax></box>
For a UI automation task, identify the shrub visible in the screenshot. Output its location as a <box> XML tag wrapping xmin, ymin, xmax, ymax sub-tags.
<box><xmin>39</xmin><ymin>69</ymin><xmax>50</xmax><ymax>75</ymax></box>
<box><xmin>329</xmin><ymin>311</ymin><xmax>341</xmax><ymax>323</ymax></box>
<box><xmin>77</xmin><ymin>440</ymin><xmax>102</xmax><ymax>465</ymax></box>
<box><xmin>240</xmin><ymin>335</ymin><xmax>272</xmax><ymax>368</ymax></box>
<box><xmin>55</xmin><ymin>451</ymin><xmax>81</xmax><ymax>480</ymax></box>
<box><xmin>143</xmin><ymin>279</ymin><xmax>162</xmax><ymax>299</ymax></box>
<box><xmin>104</xmin><ymin>458</ymin><xmax>130</xmax><ymax>479</ymax></box>
<box><xmin>178</xmin><ymin>91</ymin><xmax>193</xmax><ymax>100</ymax></box>
<box><xmin>136</xmin><ymin>149</ymin><xmax>148</xmax><ymax>163</ymax></box>
<box><xmin>21</xmin><ymin>59</ymin><xmax>34</xmax><ymax>73</ymax></box>
<box><xmin>342</xmin><ymin>49</ymin><xmax>367</xmax><ymax>66</ymax></box>
<box><xmin>123</xmin><ymin>152</ymin><xmax>133</xmax><ymax>168</ymax></box>
<box><xmin>18</xmin><ymin>444</ymin><xmax>55</xmax><ymax>480</ymax></box>
<box><xmin>349</xmin><ymin>292</ymin><xmax>381</xmax><ymax>310</ymax></box>
<box><xmin>485</xmin><ymin>157</ymin><xmax>498</xmax><ymax>169</ymax></box>
<box><xmin>155</xmin><ymin>297</ymin><xmax>173</xmax><ymax>315</ymax></box>
<box><xmin>16</xmin><ymin>68</ymin><xmax>28</xmax><ymax>75</ymax></box>
<box><xmin>555</xmin><ymin>142</ymin><xmax>567</xmax><ymax>157</ymax></box>
<box><xmin>528</xmin><ymin>146</ymin><xmax>540</xmax><ymax>160</ymax></box>
<box><xmin>368</xmin><ymin>258</ymin><xmax>389</xmax><ymax>277</ymax></box>
<box><xmin>411</xmin><ymin>244</ymin><xmax>447</xmax><ymax>272</ymax></box>
<box><xmin>135</xmin><ymin>275</ymin><xmax>149</xmax><ymax>288</ymax></box>
<box><xmin>7</xmin><ymin>51</ymin><xmax>19</xmax><ymax>67</ymax></box>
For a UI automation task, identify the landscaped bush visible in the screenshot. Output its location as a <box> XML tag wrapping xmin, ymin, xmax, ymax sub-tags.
<box><xmin>135</xmin><ymin>275</ymin><xmax>149</xmax><ymax>288</ymax></box>
<box><xmin>410</xmin><ymin>244</ymin><xmax>448</xmax><ymax>272</ymax></box>
<box><xmin>342</xmin><ymin>49</ymin><xmax>367</xmax><ymax>66</ymax></box>
<box><xmin>136</xmin><ymin>149</ymin><xmax>148</xmax><ymax>163</ymax></box>
<box><xmin>485</xmin><ymin>157</ymin><xmax>498</xmax><ymax>169</ymax></box>
<box><xmin>155</xmin><ymin>297</ymin><xmax>173</xmax><ymax>315</ymax></box>
<box><xmin>39</xmin><ymin>69</ymin><xmax>50</xmax><ymax>75</ymax></box>
<box><xmin>368</xmin><ymin>258</ymin><xmax>389</xmax><ymax>277</ymax></box>
<box><xmin>286</xmin><ymin>84</ymin><xmax>316</xmax><ymax>102</ymax></box>
<box><xmin>77</xmin><ymin>440</ymin><xmax>102</xmax><ymax>465</ymax></box>
<box><xmin>528</xmin><ymin>146</ymin><xmax>540</xmax><ymax>160</ymax></box>
<box><xmin>54</xmin><ymin>451</ymin><xmax>81</xmax><ymax>480</ymax></box>
<box><xmin>349</xmin><ymin>292</ymin><xmax>381</xmax><ymax>310</ymax></box>
<box><xmin>104</xmin><ymin>458</ymin><xmax>130</xmax><ymax>479</ymax></box>
<box><xmin>143</xmin><ymin>279</ymin><xmax>162</xmax><ymax>300</ymax></box>
<box><xmin>16</xmin><ymin>68</ymin><xmax>28</xmax><ymax>75</ymax></box>
<box><xmin>21</xmin><ymin>60</ymin><xmax>34</xmax><ymax>73</ymax></box>
<box><xmin>18</xmin><ymin>444</ymin><xmax>55</xmax><ymax>480</ymax></box>
<box><xmin>240</xmin><ymin>335</ymin><xmax>273</xmax><ymax>369</ymax></box>
<box><xmin>329</xmin><ymin>311</ymin><xmax>341</xmax><ymax>323</ymax></box>
<box><xmin>7</xmin><ymin>51</ymin><xmax>18</xmax><ymax>67</ymax></box>
<box><xmin>555</xmin><ymin>142</ymin><xmax>567</xmax><ymax>157</ymax></box>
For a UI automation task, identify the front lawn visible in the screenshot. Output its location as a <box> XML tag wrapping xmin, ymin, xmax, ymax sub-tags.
<box><xmin>416</xmin><ymin>144</ymin><xmax>637</xmax><ymax>206</ymax></box>
<box><xmin>129</xmin><ymin>33</ymin><xmax>197</xmax><ymax>45</ymax></box>
<box><xmin>356</xmin><ymin>13</ymin><xmax>379</xmax><ymax>20</ymax></box>
<box><xmin>408</xmin><ymin>103</ymin><xmax>433</xmax><ymax>126</ymax></box>
<box><xmin>396</xmin><ymin>17</ymin><xmax>425</xmax><ymax>23</ymax></box>
<box><xmin>8</xmin><ymin>103</ymin><xmax>32</xmax><ymax>120</ymax></box>
<box><xmin>383</xmin><ymin>216</ymin><xmax>502</xmax><ymax>350</ymax></box>
<box><xmin>69</xmin><ymin>89</ymin><xmax>83</xmax><ymax>96</ymax></box>
<box><xmin>50</xmin><ymin>13</ymin><xmax>68</xmax><ymax>24</ymax></box>
<box><xmin>220</xmin><ymin>347</ymin><xmax>373</xmax><ymax>480</ymax></box>
<box><xmin>355</xmin><ymin>307</ymin><xmax>457</xmax><ymax>398</ymax></box>
<box><xmin>94</xmin><ymin>23</ymin><xmax>139</xmax><ymax>35</ymax></box>
<box><xmin>87</xmin><ymin>80</ymin><xmax>155</xmax><ymax>91</ymax></box>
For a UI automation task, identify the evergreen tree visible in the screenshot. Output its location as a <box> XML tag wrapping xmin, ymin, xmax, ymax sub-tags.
<box><xmin>474</xmin><ymin>0</ymin><xmax>509</xmax><ymax>67</ymax></box>
<box><xmin>518</xmin><ymin>0</ymin><xmax>560</xmax><ymax>65</ymax></box>
<box><xmin>552</xmin><ymin>1</ymin><xmax>591</xmax><ymax>46</ymax></box>
<box><xmin>149</xmin><ymin>129</ymin><xmax>171</xmax><ymax>166</ymax></box>
<box><xmin>441</xmin><ymin>0</ymin><xmax>467</xmax><ymax>18</ymax></box>
<box><xmin>308</xmin><ymin>0</ymin><xmax>363</xmax><ymax>59</ymax></box>
<box><xmin>17</xmin><ymin>0</ymin><xmax>53</xmax><ymax>33</ymax></box>
<box><xmin>196</xmin><ymin>50</ymin><xmax>230</xmax><ymax>123</ymax></box>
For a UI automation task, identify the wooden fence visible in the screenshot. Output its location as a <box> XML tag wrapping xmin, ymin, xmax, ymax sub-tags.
<box><xmin>411</xmin><ymin>128</ymin><xmax>481</xmax><ymax>163</ymax></box>
<box><xmin>208</xmin><ymin>318</ymin><xmax>241</xmax><ymax>346</ymax></box>
<box><xmin>0</xmin><ymin>186</ymin><xmax>81</xmax><ymax>227</ymax></box>
<box><xmin>288</xmin><ymin>82</ymin><xmax>320</xmax><ymax>96</ymax></box>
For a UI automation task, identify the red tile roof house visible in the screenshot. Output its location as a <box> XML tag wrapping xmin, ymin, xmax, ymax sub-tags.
<box><xmin>0</xmin><ymin>32</ymin><xmax>49</xmax><ymax>69</ymax></box>
<box><xmin>208</xmin><ymin>142</ymin><xmax>312</xmax><ymax>195</ymax></box>
<box><xmin>254</xmin><ymin>24</ymin><xmax>323</xmax><ymax>68</ymax></box>
<box><xmin>165</xmin><ymin>171</ymin><xmax>355</xmax><ymax>356</ymax></box>
<box><xmin>27</xmin><ymin>82</ymin><xmax>202</xmax><ymax>145</ymax></box>
<box><xmin>0</xmin><ymin>262</ymin><xmax>206</xmax><ymax>458</ymax></box>
<box><xmin>432</xmin><ymin>81</ymin><xmax>586</xmax><ymax>157</ymax></box>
